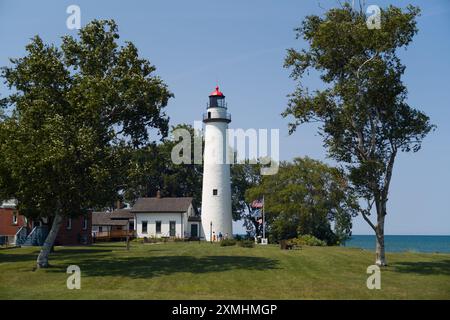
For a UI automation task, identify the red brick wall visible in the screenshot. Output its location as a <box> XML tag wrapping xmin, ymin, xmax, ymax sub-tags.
<box><xmin>1</xmin><ymin>208</ymin><xmax>92</xmax><ymax>245</ymax></box>
<box><xmin>0</xmin><ymin>208</ymin><xmax>26</xmax><ymax>236</ymax></box>
<box><xmin>55</xmin><ymin>213</ymin><xmax>92</xmax><ymax>245</ymax></box>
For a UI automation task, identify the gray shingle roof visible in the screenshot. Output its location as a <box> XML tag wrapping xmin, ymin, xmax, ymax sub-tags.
<box><xmin>92</xmin><ymin>212</ymin><xmax>128</xmax><ymax>226</ymax></box>
<box><xmin>131</xmin><ymin>197</ymin><xmax>193</xmax><ymax>213</ymax></box>
<box><xmin>109</xmin><ymin>209</ymin><xmax>134</xmax><ymax>219</ymax></box>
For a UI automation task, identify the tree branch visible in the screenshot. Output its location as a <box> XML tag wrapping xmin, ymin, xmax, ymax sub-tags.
<box><xmin>361</xmin><ymin>209</ymin><xmax>377</xmax><ymax>232</ymax></box>
<box><xmin>382</xmin><ymin>148</ymin><xmax>397</xmax><ymax>206</ymax></box>
<box><xmin>359</xmin><ymin>198</ymin><xmax>377</xmax><ymax>232</ymax></box>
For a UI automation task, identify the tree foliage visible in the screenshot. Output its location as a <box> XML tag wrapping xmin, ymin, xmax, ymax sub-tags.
<box><xmin>0</xmin><ymin>20</ymin><xmax>172</xmax><ymax>267</ymax></box>
<box><xmin>283</xmin><ymin>3</ymin><xmax>434</xmax><ymax>264</ymax></box>
<box><xmin>124</xmin><ymin>124</ymin><xmax>203</xmax><ymax>208</ymax></box>
<box><xmin>231</xmin><ymin>160</ymin><xmax>263</xmax><ymax>236</ymax></box>
<box><xmin>246</xmin><ymin>157</ymin><xmax>357</xmax><ymax>245</ymax></box>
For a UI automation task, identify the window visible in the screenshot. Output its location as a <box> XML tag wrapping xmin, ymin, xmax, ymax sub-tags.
<box><xmin>99</xmin><ymin>226</ymin><xmax>103</xmax><ymax>233</ymax></box>
<box><xmin>82</xmin><ymin>216</ymin><xmax>88</xmax><ymax>230</ymax></box>
<box><xmin>12</xmin><ymin>211</ymin><xmax>18</xmax><ymax>225</ymax></box>
<box><xmin>142</xmin><ymin>221</ymin><xmax>148</xmax><ymax>234</ymax></box>
<box><xmin>156</xmin><ymin>221</ymin><xmax>161</xmax><ymax>234</ymax></box>
<box><xmin>213</xmin><ymin>189</ymin><xmax>218</xmax><ymax>196</ymax></box>
<box><xmin>66</xmin><ymin>218</ymin><xmax>72</xmax><ymax>230</ymax></box>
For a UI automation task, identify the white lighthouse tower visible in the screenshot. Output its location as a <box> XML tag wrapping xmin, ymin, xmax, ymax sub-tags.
<box><xmin>201</xmin><ymin>86</ymin><xmax>233</xmax><ymax>241</ymax></box>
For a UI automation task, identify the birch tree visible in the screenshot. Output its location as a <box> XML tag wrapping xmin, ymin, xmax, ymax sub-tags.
<box><xmin>0</xmin><ymin>20</ymin><xmax>172</xmax><ymax>267</ymax></box>
<box><xmin>283</xmin><ymin>4</ymin><xmax>434</xmax><ymax>265</ymax></box>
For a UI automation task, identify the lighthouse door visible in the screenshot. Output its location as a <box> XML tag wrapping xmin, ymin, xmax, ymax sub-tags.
<box><xmin>190</xmin><ymin>224</ymin><xmax>198</xmax><ymax>238</ymax></box>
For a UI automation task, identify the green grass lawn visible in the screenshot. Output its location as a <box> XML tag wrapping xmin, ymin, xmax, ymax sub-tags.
<box><xmin>0</xmin><ymin>241</ymin><xmax>449</xmax><ymax>299</ymax></box>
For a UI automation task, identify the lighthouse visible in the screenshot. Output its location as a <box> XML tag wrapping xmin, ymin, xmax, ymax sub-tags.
<box><xmin>201</xmin><ymin>86</ymin><xmax>233</xmax><ymax>241</ymax></box>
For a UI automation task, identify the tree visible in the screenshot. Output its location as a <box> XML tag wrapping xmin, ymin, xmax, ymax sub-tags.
<box><xmin>283</xmin><ymin>4</ymin><xmax>434</xmax><ymax>264</ymax></box>
<box><xmin>124</xmin><ymin>124</ymin><xmax>203</xmax><ymax>208</ymax></box>
<box><xmin>231</xmin><ymin>161</ymin><xmax>263</xmax><ymax>237</ymax></box>
<box><xmin>0</xmin><ymin>20</ymin><xmax>172</xmax><ymax>267</ymax></box>
<box><xmin>246</xmin><ymin>157</ymin><xmax>357</xmax><ymax>245</ymax></box>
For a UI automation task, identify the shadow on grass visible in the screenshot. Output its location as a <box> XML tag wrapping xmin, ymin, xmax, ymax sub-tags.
<box><xmin>0</xmin><ymin>248</ymin><xmax>113</xmax><ymax>263</ymax></box>
<box><xmin>391</xmin><ymin>259</ymin><xmax>450</xmax><ymax>276</ymax></box>
<box><xmin>0</xmin><ymin>252</ymin><xmax>39</xmax><ymax>263</ymax></box>
<box><xmin>52</xmin><ymin>248</ymin><xmax>113</xmax><ymax>255</ymax></box>
<box><xmin>46</xmin><ymin>255</ymin><xmax>279</xmax><ymax>279</ymax></box>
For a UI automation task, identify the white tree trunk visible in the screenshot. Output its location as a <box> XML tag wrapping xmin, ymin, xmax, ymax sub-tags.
<box><xmin>36</xmin><ymin>213</ymin><xmax>63</xmax><ymax>268</ymax></box>
<box><xmin>375</xmin><ymin>214</ymin><xmax>387</xmax><ymax>266</ymax></box>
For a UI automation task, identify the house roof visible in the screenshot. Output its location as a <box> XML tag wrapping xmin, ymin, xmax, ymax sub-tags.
<box><xmin>109</xmin><ymin>209</ymin><xmax>134</xmax><ymax>219</ymax></box>
<box><xmin>92</xmin><ymin>212</ymin><xmax>128</xmax><ymax>226</ymax></box>
<box><xmin>0</xmin><ymin>199</ymin><xmax>17</xmax><ymax>209</ymax></box>
<box><xmin>131</xmin><ymin>197</ymin><xmax>193</xmax><ymax>213</ymax></box>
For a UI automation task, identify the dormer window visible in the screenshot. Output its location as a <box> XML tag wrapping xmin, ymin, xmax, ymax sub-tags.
<box><xmin>12</xmin><ymin>211</ymin><xmax>18</xmax><ymax>225</ymax></box>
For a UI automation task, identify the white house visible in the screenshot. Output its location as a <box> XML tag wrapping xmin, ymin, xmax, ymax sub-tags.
<box><xmin>132</xmin><ymin>193</ymin><xmax>203</xmax><ymax>239</ymax></box>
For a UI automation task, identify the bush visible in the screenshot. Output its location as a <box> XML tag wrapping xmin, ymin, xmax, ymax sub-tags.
<box><xmin>291</xmin><ymin>235</ymin><xmax>326</xmax><ymax>246</ymax></box>
<box><xmin>238</xmin><ymin>239</ymin><xmax>255</xmax><ymax>248</ymax></box>
<box><xmin>234</xmin><ymin>234</ymin><xmax>243</xmax><ymax>241</ymax></box>
<box><xmin>220</xmin><ymin>239</ymin><xmax>237</xmax><ymax>247</ymax></box>
<box><xmin>140</xmin><ymin>237</ymin><xmax>159</xmax><ymax>244</ymax></box>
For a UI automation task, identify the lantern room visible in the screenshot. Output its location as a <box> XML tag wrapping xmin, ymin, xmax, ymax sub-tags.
<box><xmin>208</xmin><ymin>86</ymin><xmax>226</xmax><ymax>108</ymax></box>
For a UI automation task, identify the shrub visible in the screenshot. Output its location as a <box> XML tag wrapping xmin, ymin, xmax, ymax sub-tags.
<box><xmin>220</xmin><ymin>239</ymin><xmax>237</xmax><ymax>247</ymax></box>
<box><xmin>291</xmin><ymin>235</ymin><xmax>326</xmax><ymax>246</ymax></box>
<box><xmin>238</xmin><ymin>239</ymin><xmax>255</xmax><ymax>248</ymax></box>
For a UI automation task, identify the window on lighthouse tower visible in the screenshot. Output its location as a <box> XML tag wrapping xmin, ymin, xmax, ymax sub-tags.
<box><xmin>213</xmin><ymin>189</ymin><xmax>218</xmax><ymax>196</ymax></box>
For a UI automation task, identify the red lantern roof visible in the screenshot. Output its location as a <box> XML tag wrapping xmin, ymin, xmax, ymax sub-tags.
<box><xmin>209</xmin><ymin>86</ymin><xmax>224</xmax><ymax>97</ymax></box>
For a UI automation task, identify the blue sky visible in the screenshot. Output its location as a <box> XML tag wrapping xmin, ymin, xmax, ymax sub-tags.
<box><xmin>1</xmin><ymin>0</ymin><xmax>449</xmax><ymax>235</ymax></box>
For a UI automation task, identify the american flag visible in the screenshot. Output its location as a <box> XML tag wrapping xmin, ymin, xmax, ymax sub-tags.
<box><xmin>250</xmin><ymin>209</ymin><xmax>261</xmax><ymax>218</ymax></box>
<box><xmin>251</xmin><ymin>199</ymin><xmax>264</xmax><ymax>209</ymax></box>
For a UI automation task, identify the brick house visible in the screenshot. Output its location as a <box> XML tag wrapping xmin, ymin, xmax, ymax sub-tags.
<box><xmin>0</xmin><ymin>200</ymin><xmax>26</xmax><ymax>245</ymax></box>
<box><xmin>54</xmin><ymin>214</ymin><xmax>92</xmax><ymax>245</ymax></box>
<box><xmin>0</xmin><ymin>200</ymin><xmax>92</xmax><ymax>246</ymax></box>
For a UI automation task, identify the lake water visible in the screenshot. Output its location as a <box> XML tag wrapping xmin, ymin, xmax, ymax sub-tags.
<box><xmin>343</xmin><ymin>235</ymin><xmax>450</xmax><ymax>253</ymax></box>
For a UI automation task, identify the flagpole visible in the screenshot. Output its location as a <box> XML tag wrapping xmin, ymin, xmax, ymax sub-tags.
<box><xmin>262</xmin><ymin>195</ymin><xmax>265</xmax><ymax>240</ymax></box>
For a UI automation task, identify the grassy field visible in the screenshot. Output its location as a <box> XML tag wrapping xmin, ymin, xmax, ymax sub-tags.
<box><xmin>0</xmin><ymin>241</ymin><xmax>449</xmax><ymax>299</ymax></box>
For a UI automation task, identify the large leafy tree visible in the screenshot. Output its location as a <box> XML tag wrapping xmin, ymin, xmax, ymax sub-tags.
<box><xmin>231</xmin><ymin>161</ymin><xmax>263</xmax><ymax>236</ymax></box>
<box><xmin>283</xmin><ymin>4</ymin><xmax>434</xmax><ymax>264</ymax></box>
<box><xmin>246</xmin><ymin>157</ymin><xmax>357</xmax><ymax>245</ymax></box>
<box><xmin>124</xmin><ymin>124</ymin><xmax>203</xmax><ymax>208</ymax></box>
<box><xmin>0</xmin><ymin>20</ymin><xmax>172</xmax><ymax>267</ymax></box>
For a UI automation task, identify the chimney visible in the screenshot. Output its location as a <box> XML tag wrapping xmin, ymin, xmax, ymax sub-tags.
<box><xmin>156</xmin><ymin>190</ymin><xmax>161</xmax><ymax>199</ymax></box>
